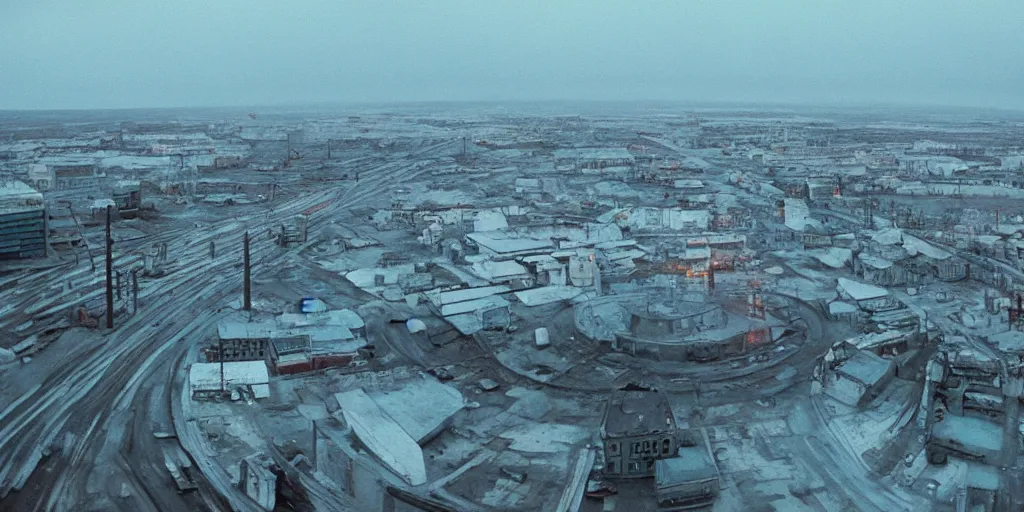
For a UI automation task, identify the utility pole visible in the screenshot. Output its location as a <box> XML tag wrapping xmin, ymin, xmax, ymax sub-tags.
<box><xmin>243</xmin><ymin>231</ymin><xmax>251</xmax><ymax>311</ymax></box>
<box><xmin>105</xmin><ymin>205</ymin><xmax>114</xmax><ymax>329</ymax></box>
<box><xmin>708</xmin><ymin>263</ymin><xmax>715</xmax><ymax>294</ymax></box>
<box><xmin>219</xmin><ymin>336</ymin><xmax>225</xmax><ymax>393</ymax></box>
<box><xmin>132</xmin><ymin>269</ymin><xmax>139</xmax><ymax>315</ymax></box>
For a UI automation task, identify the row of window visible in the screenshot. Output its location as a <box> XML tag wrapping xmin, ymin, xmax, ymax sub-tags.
<box><xmin>607</xmin><ymin>458</ymin><xmax>657</xmax><ymax>475</ymax></box>
<box><xmin>628</xmin><ymin>459</ymin><xmax>656</xmax><ymax>473</ymax></box>
<box><xmin>607</xmin><ymin>437</ymin><xmax>672</xmax><ymax>457</ymax></box>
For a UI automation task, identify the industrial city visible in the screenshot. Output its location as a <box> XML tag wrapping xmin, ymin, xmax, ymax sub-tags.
<box><xmin>1</xmin><ymin>104</ymin><xmax>1024</xmax><ymax>512</ymax></box>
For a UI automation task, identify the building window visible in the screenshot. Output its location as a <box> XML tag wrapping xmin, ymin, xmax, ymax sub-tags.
<box><xmin>628</xmin><ymin>462</ymin><xmax>641</xmax><ymax>474</ymax></box>
<box><xmin>647</xmin><ymin>460</ymin><xmax>655</xmax><ymax>472</ymax></box>
<box><xmin>642</xmin><ymin>440</ymin><xmax>650</xmax><ymax>453</ymax></box>
<box><xmin>662</xmin><ymin>439</ymin><xmax>671</xmax><ymax>455</ymax></box>
<box><xmin>608</xmin><ymin>460</ymin><xmax>617</xmax><ymax>474</ymax></box>
<box><xmin>609</xmin><ymin>442</ymin><xmax>618</xmax><ymax>455</ymax></box>
<box><xmin>633</xmin><ymin>442</ymin><xmax>641</xmax><ymax>455</ymax></box>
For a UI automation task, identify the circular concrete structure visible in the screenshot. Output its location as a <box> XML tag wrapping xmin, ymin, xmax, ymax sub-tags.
<box><xmin>628</xmin><ymin>299</ymin><xmax>726</xmax><ymax>339</ymax></box>
<box><xmin>574</xmin><ymin>289</ymin><xmax>780</xmax><ymax>362</ymax></box>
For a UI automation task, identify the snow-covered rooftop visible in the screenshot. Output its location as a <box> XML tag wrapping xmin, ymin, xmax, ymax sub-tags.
<box><xmin>931</xmin><ymin>414</ymin><xmax>1003</xmax><ymax>454</ymax></box>
<box><xmin>467</xmin><ymin>232</ymin><xmax>553</xmax><ymax>255</ymax></box>
<box><xmin>812</xmin><ymin>247</ymin><xmax>852</xmax><ymax>269</ymax></box>
<box><xmin>189</xmin><ymin>361</ymin><xmax>269</xmax><ymax>393</ymax></box>
<box><xmin>836</xmin><ymin>277</ymin><xmax>889</xmax><ymax>301</ymax></box>
<box><xmin>783</xmin><ymin>198</ymin><xmax>817</xmax><ymax>232</ymax></box>
<box><xmin>470</xmin><ymin>259</ymin><xmax>530</xmax><ymax>282</ymax></box>
<box><xmin>835</xmin><ymin>350</ymin><xmax>892</xmax><ymax>386</ymax></box>
<box><xmin>845</xmin><ymin>330</ymin><xmax>908</xmax><ymax>350</ymax></box>
<box><xmin>424</xmin><ymin>285</ymin><xmax>510</xmax><ymax>308</ymax></box>
<box><xmin>858</xmin><ymin>253</ymin><xmax>893</xmax><ymax>270</ymax></box>
<box><xmin>0</xmin><ymin>180</ymin><xmax>43</xmax><ymax>205</ymax></box>
<box><xmin>828</xmin><ymin>301</ymin><xmax>859</xmax><ymax>315</ymax></box>
<box><xmin>277</xmin><ymin>309</ymin><xmax>364</xmax><ymax>330</ymax></box>
<box><xmin>472</xmin><ymin>210</ymin><xmax>508</xmax><ymax>232</ymax></box>
<box><xmin>334</xmin><ymin>389</ymin><xmax>427</xmax><ymax>485</ymax></box>
<box><xmin>902</xmin><ymin>234</ymin><xmax>952</xmax><ymax>261</ymax></box>
<box><xmin>99</xmin><ymin>155</ymin><xmax>172</xmax><ymax>169</ymax></box>
<box><xmin>871</xmin><ymin>228</ymin><xmax>903</xmax><ymax>246</ymax></box>
<box><xmin>367</xmin><ymin>378</ymin><xmax>464</xmax><ymax>445</ymax></box>
<box><xmin>514</xmin><ymin>286</ymin><xmax>584</xmax><ymax>307</ymax></box>
<box><xmin>218</xmin><ymin>320</ymin><xmax>277</xmax><ymax>340</ymax></box>
<box><xmin>988</xmin><ymin>330</ymin><xmax>1024</xmax><ymax>353</ymax></box>
<box><xmin>439</xmin><ymin>295</ymin><xmax>510</xmax><ymax>317</ymax></box>
<box><xmin>655</xmin><ymin>446</ymin><xmax>717</xmax><ymax>487</ymax></box>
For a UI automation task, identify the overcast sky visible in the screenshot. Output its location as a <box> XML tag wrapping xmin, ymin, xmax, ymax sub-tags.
<box><xmin>1</xmin><ymin>1</ymin><xmax>1021</xmax><ymax>110</ymax></box>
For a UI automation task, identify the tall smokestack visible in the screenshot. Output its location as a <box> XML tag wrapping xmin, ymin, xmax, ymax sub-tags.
<box><xmin>105</xmin><ymin>205</ymin><xmax>114</xmax><ymax>329</ymax></box>
<box><xmin>243</xmin><ymin>231</ymin><xmax>251</xmax><ymax>311</ymax></box>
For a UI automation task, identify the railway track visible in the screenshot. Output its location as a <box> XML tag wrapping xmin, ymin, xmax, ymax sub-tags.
<box><xmin>0</xmin><ymin>140</ymin><xmax>453</xmax><ymax>510</ymax></box>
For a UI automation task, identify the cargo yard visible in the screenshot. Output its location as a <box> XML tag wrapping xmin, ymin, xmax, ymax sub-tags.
<box><xmin>2</xmin><ymin>104</ymin><xmax>1024</xmax><ymax>512</ymax></box>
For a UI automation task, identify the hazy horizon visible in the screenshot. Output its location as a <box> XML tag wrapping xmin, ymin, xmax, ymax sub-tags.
<box><xmin>2</xmin><ymin>1</ymin><xmax>1022</xmax><ymax>111</ymax></box>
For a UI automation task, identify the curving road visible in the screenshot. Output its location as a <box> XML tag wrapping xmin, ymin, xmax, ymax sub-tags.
<box><xmin>0</xmin><ymin>140</ymin><xmax>453</xmax><ymax>511</ymax></box>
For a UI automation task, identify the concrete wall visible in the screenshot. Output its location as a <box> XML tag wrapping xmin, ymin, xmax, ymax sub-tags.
<box><xmin>313</xmin><ymin>430</ymin><xmax>350</xmax><ymax>493</ymax></box>
<box><xmin>613</xmin><ymin>331</ymin><xmax>749</xmax><ymax>362</ymax></box>
<box><xmin>351</xmin><ymin>461</ymin><xmax>387</xmax><ymax>512</ymax></box>
<box><xmin>313</xmin><ymin>422</ymin><xmax>395</xmax><ymax>512</ymax></box>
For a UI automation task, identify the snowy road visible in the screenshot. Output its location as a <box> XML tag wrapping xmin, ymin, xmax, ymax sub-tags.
<box><xmin>0</xmin><ymin>140</ymin><xmax>452</xmax><ymax>510</ymax></box>
<box><xmin>783</xmin><ymin>399</ymin><xmax>926</xmax><ymax>512</ymax></box>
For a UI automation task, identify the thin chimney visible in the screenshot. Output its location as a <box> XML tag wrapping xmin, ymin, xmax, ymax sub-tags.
<box><xmin>243</xmin><ymin>231</ymin><xmax>251</xmax><ymax>311</ymax></box>
<box><xmin>105</xmin><ymin>205</ymin><xmax>114</xmax><ymax>329</ymax></box>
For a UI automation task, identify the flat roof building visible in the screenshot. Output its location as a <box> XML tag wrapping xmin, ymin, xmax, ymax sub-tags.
<box><xmin>188</xmin><ymin>360</ymin><xmax>270</xmax><ymax>398</ymax></box>
<box><xmin>601</xmin><ymin>389</ymin><xmax>679</xmax><ymax>479</ymax></box>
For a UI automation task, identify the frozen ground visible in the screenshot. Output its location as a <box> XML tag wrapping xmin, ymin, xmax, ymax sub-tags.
<box><xmin>3</xmin><ymin>106</ymin><xmax>1024</xmax><ymax>512</ymax></box>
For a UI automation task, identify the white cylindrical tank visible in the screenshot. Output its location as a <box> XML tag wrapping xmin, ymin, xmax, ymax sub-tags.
<box><xmin>406</xmin><ymin>318</ymin><xmax>427</xmax><ymax>334</ymax></box>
